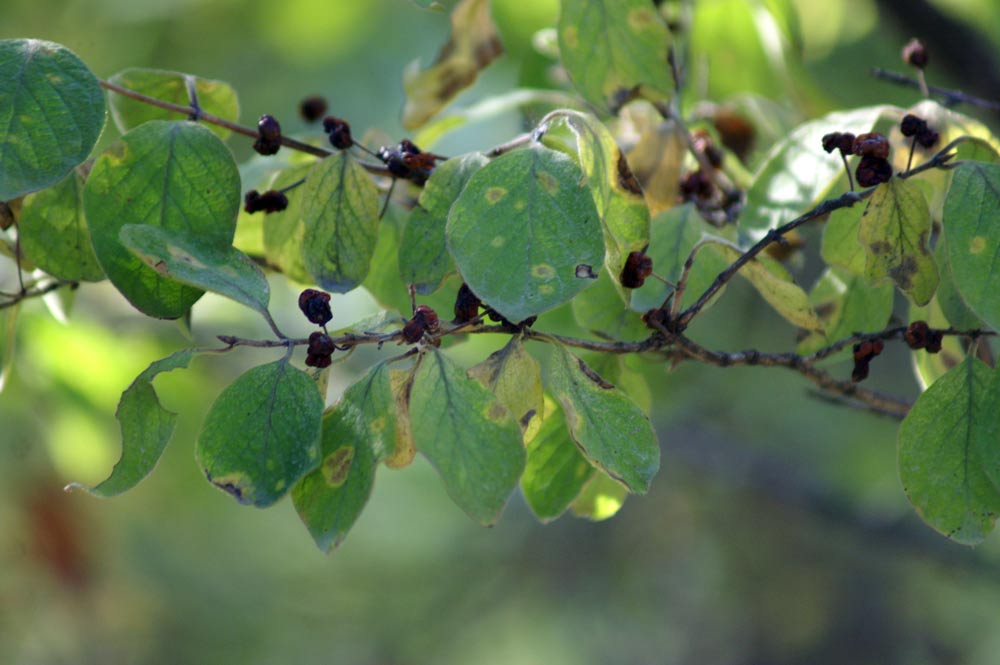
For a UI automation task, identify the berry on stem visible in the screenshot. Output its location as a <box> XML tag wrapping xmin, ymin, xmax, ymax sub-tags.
<box><xmin>298</xmin><ymin>289</ymin><xmax>333</xmax><ymax>326</ymax></box>
<box><xmin>620</xmin><ymin>251</ymin><xmax>654</xmax><ymax>289</ymax></box>
<box><xmin>243</xmin><ymin>189</ymin><xmax>289</xmax><ymax>214</ymax></box>
<box><xmin>305</xmin><ymin>331</ymin><xmax>336</xmax><ymax>368</ymax></box>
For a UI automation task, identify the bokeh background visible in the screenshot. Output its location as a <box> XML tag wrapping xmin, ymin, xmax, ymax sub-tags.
<box><xmin>3</xmin><ymin>1</ymin><xmax>1000</xmax><ymax>663</ymax></box>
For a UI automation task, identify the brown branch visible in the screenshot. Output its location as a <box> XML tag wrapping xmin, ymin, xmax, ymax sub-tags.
<box><xmin>870</xmin><ymin>68</ymin><xmax>1000</xmax><ymax>112</ymax></box>
<box><xmin>0</xmin><ymin>280</ymin><xmax>77</xmax><ymax>310</ymax></box>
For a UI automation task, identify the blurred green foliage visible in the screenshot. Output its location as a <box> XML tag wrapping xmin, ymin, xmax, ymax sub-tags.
<box><xmin>3</xmin><ymin>1</ymin><xmax>1000</xmax><ymax>663</ymax></box>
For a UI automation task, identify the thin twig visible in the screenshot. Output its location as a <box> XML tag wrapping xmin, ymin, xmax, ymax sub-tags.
<box><xmin>0</xmin><ymin>280</ymin><xmax>76</xmax><ymax>310</ymax></box>
<box><xmin>870</xmin><ymin>68</ymin><xmax>1000</xmax><ymax>112</ymax></box>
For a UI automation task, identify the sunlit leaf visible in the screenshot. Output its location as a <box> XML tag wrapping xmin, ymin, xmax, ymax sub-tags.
<box><xmin>933</xmin><ymin>236</ymin><xmax>981</xmax><ymax>331</ymax></box>
<box><xmin>197</xmin><ymin>359</ymin><xmax>324</xmax><ymax>508</ymax></box>
<box><xmin>260</xmin><ymin>161</ymin><xmax>316</xmax><ymax>284</ymax></box>
<box><xmin>858</xmin><ymin>177</ymin><xmax>938</xmax><ymax>306</ymax></box>
<box><xmin>66</xmin><ymin>349</ymin><xmax>198</xmax><ymax>496</ymax></box>
<box><xmin>820</xmin><ymin>202</ymin><xmax>865</xmax><ymax>275</ymax></box>
<box><xmin>447</xmin><ymin>144</ymin><xmax>604</xmax><ymax>322</ymax></box>
<box><xmin>468</xmin><ymin>336</ymin><xmax>543</xmax><ymax>438</ymax></box>
<box><xmin>571</xmin><ymin>267</ymin><xmax>648</xmax><ymax>341</ymax></box>
<box><xmin>943</xmin><ymin>161</ymin><xmax>1000</xmax><ymax>331</ymax></box>
<box><xmin>521</xmin><ymin>401</ymin><xmax>594</xmax><ymax>522</ymax></box>
<box><xmin>410</xmin><ymin>349</ymin><xmax>525</xmax><ymax>525</ymax></box>
<box><xmin>18</xmin><ymin>169</ymin><xmax>104</xmax><ymax>282</ymax></box>
<box><xmin>402</xmin><ymin>0</ymin><xmax>503</xmax><ymax>129</ymax></box>
<box><xmin>84</xmin><ymin>120</ymin><xmax>241</xmax><ymax>318</ymax></box>
<box><xmin>108</xmin><ymin>68</ymin><xmax>239</xmax><ymax>140</ymax></box>
<box><xmin>300</xmin><ymin>151</ymin><xmax>380</xmax><ymax>293</ymax></box>
<box><xmin>570</xmin><ymin>470</ymin><xmax>629</xmax><ymax>521</ymax></box>
<box><xmin>547</xmin><ymin>343</ymin><xmax>659</xmax><ymax>493</ymax></box>
<box><xmin>557</xmin><ymin>0</ymin><xmax>672</xmax><ymax>112</ymax></box>
<box><xmin>0</xmin><ymin>302</ymin><xmax>20</xmax><ymax>393</ymax></box>
<box><xmin>623</xmin><ymin>105</ymin><xmax>686</xmax><ymax>216</ymax></box>
<box><xmin>120</xmin><ymin>224</ymin><xmax>269</xmax><ymax>315</ymax></box>
<box><xmin>899</xmin><ymin>356</ymin><xmax>1000</xmax><ymax>545</ymax></box>
<box><xmin>0</xmin><ymin>39</ymin><xmax>105</xmax><ymax>200</ymax></box>
<box><xmin>399</xmin><ymin>153</ymin><xmax>488</xmax><ymax>294</ymax></box>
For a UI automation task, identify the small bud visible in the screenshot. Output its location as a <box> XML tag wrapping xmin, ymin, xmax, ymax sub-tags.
<box><xmin>453</xmin><ymin>283</ymin><xmax>481</xmax><ymax>323</ymax></box>
<box><xmin>298</xmin><ymin>288</ymin><xmax>333</xmax><ymax>326</ymax></box>
<box><xmin>855</xmin><ymin>155</ymin><xmax>893</xmax><ymax>187</ymax></box>
<box><xmin>620</xmin><ymin>251</ymin><xmax>654</xmax><ymax>289</ymax></box>
<box><xmin>902</xmin><ymin>38</ymin><xmax>928</xmax><ymax>69</ymax></box>
<box><xmin>852</xmin><ymin>132</ymin><xmax>890</xmax><ymax>159</ymax></box>
<box><xmin>305</xmin><ymin>331</ymin><xmax>336</xmax><ymax>368</ymax></box>
<box><xmin>299</xmin><ymin>96</ymin><xmax>328</xmax><ymax>123</ymax></box>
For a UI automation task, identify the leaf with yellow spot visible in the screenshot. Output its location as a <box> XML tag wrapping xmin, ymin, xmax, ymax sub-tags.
<box><xmin>943</xmin><ymin>161</ymin><xmax>1000</xmax><ymax>331</ymax></box>
<box><xmin>119</xmin><ymin>224</ymin><xmax>270</xmax><ymax>316</ymax></box>
<box><xmin>409</xmin><ymin>349</ymin><xmax>525</xmax><ymax>525</ymax></box>
<box><xmin>557</xmin><ymin>0</ymin><xmax>672</xmax><ymax>113</ymax></box>
<box><xmin>197</xmin><ymin>359</ymin><xmax>323</xmax><ymax>508</ymax></box>
<box><xmin>468</xmin><ymin>336</ymin><xmax>543</xmax><ymax>439</ymax></box>
<box><xmin>858</xmin><ymin>177</ymin><xmax>938</xmax><ymax>306</ymax></box>
<box><xmin>553</xmin><ymin>111</ymin><xmax>650</xmax><ymax>298</ymax></box>
<box><xmin>401</xmin><ymin>0</ymin><xmax>503</xmax><ymax>129</ymax></box>
<box><xmin>547</xmin><ymin>342</ymin><xmax>659</xmax><ymax>494</ymax></box>
<box><xmin>292</xmin><ymin>363</ymin><xmax>400</xmax><ymax>551</ymax></box>
<box><xmin>447</xmin><ymin>144</ymin><xmax>604</xmax><ymax>322</ymax></box>
<box><xmin>385</xmin><ymin>367</ymin><xmax>417</xmax><ymax>469</ymax></box>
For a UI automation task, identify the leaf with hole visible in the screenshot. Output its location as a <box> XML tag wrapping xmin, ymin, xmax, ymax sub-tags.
<box><xmin>83</xmin><ymin>120</ymin><xmax>241</xmax><ymax>318</ymax></box>
<box><xmin>447</xmin><ymin>144</ymin><xmax>604</xmax><ymax>322</ymax></box>
<box><xmin>197</xmin><ymin>359</ymin><xmax>324</xmax><ymax>508</ymax></box>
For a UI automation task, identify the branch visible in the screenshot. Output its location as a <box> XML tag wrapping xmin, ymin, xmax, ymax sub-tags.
<box><xmin>870</xmin><ymin>68</ymin><xmax>1000</xmax><ymax>112</ymax></box>
<box><xmin>0</xmin><ymin>280</ymin><xmax>77</xmax><ymax>310</ymax></box>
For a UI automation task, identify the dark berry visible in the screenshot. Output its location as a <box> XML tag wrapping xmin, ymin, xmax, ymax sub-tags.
<box><xmin>258</xmin><ymin>115</ymin><xmax>282</xmax><ymax>142</ymax></box>
<box><xmin>378</xmin><ymin>147</ymin><xmax>411</xmax><ymax>178</ymax></box>
<box><xmin>243</xmin><ymin>189</ymin><xmax>288</xmax><ymax>214</ymax></box>
<box><xmin>822</xmin><ymin>132</ymin><xmax>841</xmax><ymax>154</ymax></box>
<box><xmin>855</xmin><ymin>156</ymin><xmax>893</xmax><ymax>187</ymax></box>
<box><xmin>902</xmin><ymin>38</ymin><xmax>928</xmax><ymax>69</ymax></box>
<box><xmin>322</xmin><ymin>116</ymin><xmax>353</xmax><ymax>150</ymax></box>
<box><xmin>679</xmin><ymin>170</ymin><xmax>714</xmax><ymax>201</ymax></box>
<box><xmin>453</xmin><ymin>283</ymin><xmax>481</xmax><ymax>323</ymax></box>
<box><xmin>299</xmin><ymin>96</ymin><xmax>328</xmax><ymax>123</ymax></box>
<box><xmin>852</xmin><ymin>132</ymin><xmax>890</xmax><ymax>159</ymax></box>
<box><xmin>412</xmin><ymin>305</ymin><xmax>439</xmax><ymax>332</ymax></box>
<box><xmin>926</xmin><ymin>330</ymin><xmax>943</xmax><ymax>353</ymax></box>
<box><xmin>900</xmin><ymin>114</ymin><xmax>928</xmax><ymax>138</ymax></box>
<box><xmin>836</xmin><ymin>133</ymin><xmax>856</xmax><ymax>156</ymax></box>
<box><xmin>904</xmin><ymin>320</ymin><xmax>931</xmax><ymax>349</ymax></box>
<box><xmin>620</xmin><ymin>251</ymin><xmax>654</xmax><ymax>289</ymax></box>
<box><xmin>916</xmin><ymin>128</ymin><xmax>939</xmax><ymax>149</ymax></box>
<box><xmin>401</xmin><ymin>305</ymin><xmax>440</xmax><ymax>344</ymax></box>
<box><xmin>252</xmin><ymin>137</ymin><xmax>281</xmax><ymax>156</ymax></box>
<box><xmin>851</xmin><ymin>338</ymin><xmax>884</xmax><ymax>383</ymax></box>
<box><xmin>298</xmin><ymin>289</ymin><xmax>332</xmax><ymax>326</ymax></box>
<box><xmin>399</xmin><ymin>139</ymin><xmax>421</xmax><ymax>155</ymax></box>
<box><xmin>305</xmin><ymin>332</ymin><xmax>335</xmax><ymax>369</ymax></box>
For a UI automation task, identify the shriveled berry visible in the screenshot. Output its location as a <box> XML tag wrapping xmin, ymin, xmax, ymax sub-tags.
<box><xmin>855</xmin><ymin>156</ymin><xmax>893</xmax><ymax>187</ymax></box>
<box><xmin>305</xmin><ymin>331</ymin><xmax>335</xmax><ymax>369</ymax></box>
<box><xmin>916</xmin><ymin>128</ymin><xmax>939</xmax><ymax>149</ymax></box>
<box><xmin>258</xmin><ymin>115</ymin><xmax>282</xmax><ymax>142</ymax></box>
<box><xmin>851</xmin><ymin>338</ymin><xmax>884</xmax><ymax>383</ymax></box>
<box><xmin>322</xmin><ymin>116</ymin><xmax>353</xmax><ymax>150</ymax></box>
<box><xmin>401</xmin><ymin>305</ymin><xmax>441</xmax><ymax>344</ymax></box>
<box><xmin>852</xmin><ymin>132</ymin><xmax>890</xmax><ymax>159</ymax></box>
<box><xmin>926</xmin><ymin>329</ymin><xmax>943</xmax><ymax>353</ymax></box>
<box><xmin>900</xmin><ymin>114</ymin><xmax>928</xmax><ymax>138</ymax></box>
<box><xmin>904</xmin><ymin>320</ymin><xmax>931</xmax><ymax>349</ymax></box>
<box><xmin>453</xmin><ymin>283</ymin><xmax>481</xmax><ymax>323</ymax></box>
<box><xmin>412</xmin><ymin>305</ymin><xmax>439</xmax><ymax>332</ymax></box>
<box><xmin>299</xmin><ymin>96</ymin><xmax>328</xmax><ymax>123</ymax></box>
<box><xmin>298</xmin><ymin>288</ymin><xmax>332</xmax><ymax>326</ymax></box>
<box><xmin>679</xmin><ymin>170</ymin><xmax>714</xmax><ymax>200</ymax></box>
<box><xmin>902</xmin><ymin>38</ymin><xmax>928</xmax><ymax>69</ymax></box>
<box><xmin>243</xmin><ymin>189</ymin><xmax>288</xmax><ymax>214</ymax></box>
<box><xmin>620</xmin><ymin>251</ymin><xmax>654</xmax><ymax>289</ymax></box>
<box><xmin>822</xmin><ymin>132</ymin><xmax>841</xmax><ymax>154</ymax></box>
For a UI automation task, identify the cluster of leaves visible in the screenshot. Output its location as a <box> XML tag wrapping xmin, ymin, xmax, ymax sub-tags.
<box><xmin>2</xmin><ymin>0</ymin><xmax>1000</xmax><ymax>551</ymax></box>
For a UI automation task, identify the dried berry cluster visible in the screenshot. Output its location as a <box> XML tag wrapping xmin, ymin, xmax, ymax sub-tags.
<box><xmin>822</xmin><ymin>131</ymin><xmax>893</xmax><ymax>187</ymax></box>
<box><xmin>900</xmin><ymin>114</ymin><xmax>939</xmax><ymax>149</ymax></box>
<box><xmin>852</xmin><ymin>338</ymin><xmax>885</xmax><ymax>383</ymax></box>
<box><xmin>620</xmin><ymin>250</ymin><xmax>653</xmax><ymax>289</ymax></box>
<box><xmin>904</xmin><ymin>320</ymin><xmax>943</xmax><ymax>353</ymax></box>
<box><xmin>243</xmin><ymin>189</ymin><xmax>289</xmax><ymax>214</ymax></box>
<box><xmin>253</xmin><ymin>115</ymin><xmax>282</xmax><ymax>156</ymax></box>
<box><xmin>402</xmin><ymin>305</ymin><xmax>440</xmax><ymax>344</ymax></box>
<box><xmin>298</xmin><ymin>289</ymin><xmax>336</xmax><ymax>368</ymax></box>
<box><xmin>322</xmin><ymin>116</ymin><xmax>353</xmax><ymax>150</ymax></box>
<box><xmin>377</xmin><ymin>139</ymin><xmax>438</xmax><ymax>186</ymax></box>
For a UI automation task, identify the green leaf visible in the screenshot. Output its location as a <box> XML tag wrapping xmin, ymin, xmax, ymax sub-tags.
<box><xmin>197</xmin><ymin>359</ymin><xmax>324</xmax><ymax>508</ymax></box>
<box><xmin>409</xmin><ymin>349</ymin><xmax>526</xmax><ymax>525</ymax></box>
<box><xmin>899</xmin><ymin>356</ymin><xmax>1000</xmax><ymax>545</ymax></box>
<box><xmin>742</xmin><ymin>105</ymin><xmax>894</xmax><ymax>236</ymax></box>
<box><xmin>119</xmin><ymin>224</ymin><xmax>269</xmax><ymax>315</ymax></box>
<box><xmin>18</xmin><ymin>169</ymin><xmax>104</xmax><ymax>282</ymax></box>
<box><xmin>521</xmin><ymin>401</ymin><xmax>595</xmax><ymax>522</ymax></box>
<box><xmin>709</xmin><ymin>240</ymin><xmax>824</xmax><ymax>332</ymax></box>
<box><xmin>933</xmin><ymin>236</ymin><xmax>981</xmax><ymax>331</ymax></box>
<box><xmin>547</xmin><ymin>343</ymin><xmax>659</xmax><ymax>493</ymax></box>
<box><xmin>446</xmin><ymin>144</ymin><xmax>604</xmax><ymax>322</ymax></box>
<box><xmin>260</xmin><ymin>161</ymin><xmax>315</xmax><ymax>284</ymax></box>
<box><xmin>571</xmin><ymin>267</ymin><xmax>649</xmax><ymax>341</ymax></box>
<box><xmin>107</xmin><ymin>68</ymin><xmax>239</xmax><ymax>140</ymax></box>
<box><xmin>975</xmin><ymin>364</ymin><xmax>1000</xmax><ymax>497</ymax></box>
<box><xmin>83</xmin><ymin>120</ymin><xmax>241</xmax><ymax>318</ymax></box>
<box><xmin>556</xmin><ymin>111</ymin><xmax>650</xmax><ymax>294</ymax></box>
<box><xmin>291</xmin><ymin>363</ymin><xmax>399</xmax><ymax>551</ymax></box>
<box><xmin>570</xmin><ymin>470</ymin><xmax>629</xmax><ymax>521</ymax></box>
<box><xmin>820</xmin><ymin>203</ymin><xmax>866</xmax><ymax>275</ymax></box>
<box><xmin>943</xmin><ymin>161</ymin><xmax>1000</xmax><ymax>331</ymax></box>
<box><xmin>0</xmin><ymin>39</ymin><xmax>105</xmax><ymax>200</ymax></box>
<box><xmin>629</xmin><ymin>204</ymin><xmax>729</xmax><ymax>312</ymax></box>
<box><xmin>0</xmin><ymin>302</ymin><xmax>20</xmax><ymax>393</ymax></box>
<box><xmin>399</xmin><ymin>153</ymin><xmax>488</xmax><ymax>294</ymax></box>
<box><xmin>557</xmin><ymin>0</ymin><xmax>672</xmax><ymax>112</ymax></box>
<box><xmin>66</xmin><ymin>349</ymin><xmax>198</xmax><ymax>497</ymax></box>
<box><xmin>909</xmin><ymin>295</ymin><xmax>968</xmax><ymax>390</ymax></box>
<box><xmin>300</xmin><ymin>152</ymin><xmax>380</xmax><ymax>293</ymax></box>
<box><xmin>468</xmin><ymin>336</ymin><xmax>543</xmax><ymax>437</ymax></box>
<box><xmin>797</xmin><ymin>267</ymin><xmax>893</xmax><ymax>356</ymax></box>
<box><xmin>859</xmin><ymin>177</ymin><xmax>938</xmax><ymax>306</ymax></box>
<box><xmin>402</xmin><ymin>0</ymin><xmax>503</xmax><ymax>129</ymax></box>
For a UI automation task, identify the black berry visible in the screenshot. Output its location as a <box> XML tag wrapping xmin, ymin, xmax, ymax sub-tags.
<box><xmin>299</xmin><ymin>96</ymin><xmax>328</xmax><ymax>123</ymax></box>
<box><xmin>243</xmin><ymin>189</ymin><xmax>289</xmax><ymax>214</ymax></box>
<box><xmin>852</xmin><ymin>338</ymin><xmax>884</xmax><ymax>383</ymax></box>
<box><xmin>298</xmin><ymin>289</ymin><xmax>332</xmax><ymax>326</ymax></box>
<box><xmin>855</xmin><ymin>156</ymin><xmax>893</xmax><ymax>187</ymax></box>
<box><xmin>620</xmin><ymin>251</ymin><xmax>654</xmax><ymax>289</ymax></box>
<box><xmin>306</xmin><ymin>331</ymin><xmax>336</xmax><ymax>368</ymax></box>
<box><xmin>322</xmin><ymin>116</ymin><xmax>353</xmax><ymax>150</ymax></box>
<box><xmin>453</xmin><ymin>283</ymin><xmax>482</xmax><ymax>323</ymax></box>
<box><xmin>900</xmin><ymin>114</ymin><xmax>927</xmax><ymax>138</ymax></box>
<box><xmin>852</xmin><ymin>132</ymin><xmax>890</xmax><ymax>159</ymax></box>
<box><xmin>258</xmin><ymin>115</ymin><xmax>281</xmax><ymax>142</ymax></box>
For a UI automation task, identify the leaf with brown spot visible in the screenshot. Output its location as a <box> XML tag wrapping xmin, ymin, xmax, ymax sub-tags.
<box><xmin>858</xmin><ymin>177</ymin><xmax>938</xmax><ymax>305</ymax></box>
<box><xmin>402</xmin><ymin>0</ymin><xmax>503</xmax><ymax>129</ymax></box>
<box><xmin>468</xmin><ymin>337</ymin><xmax>543</xmax><ymax>439</ymax></box>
